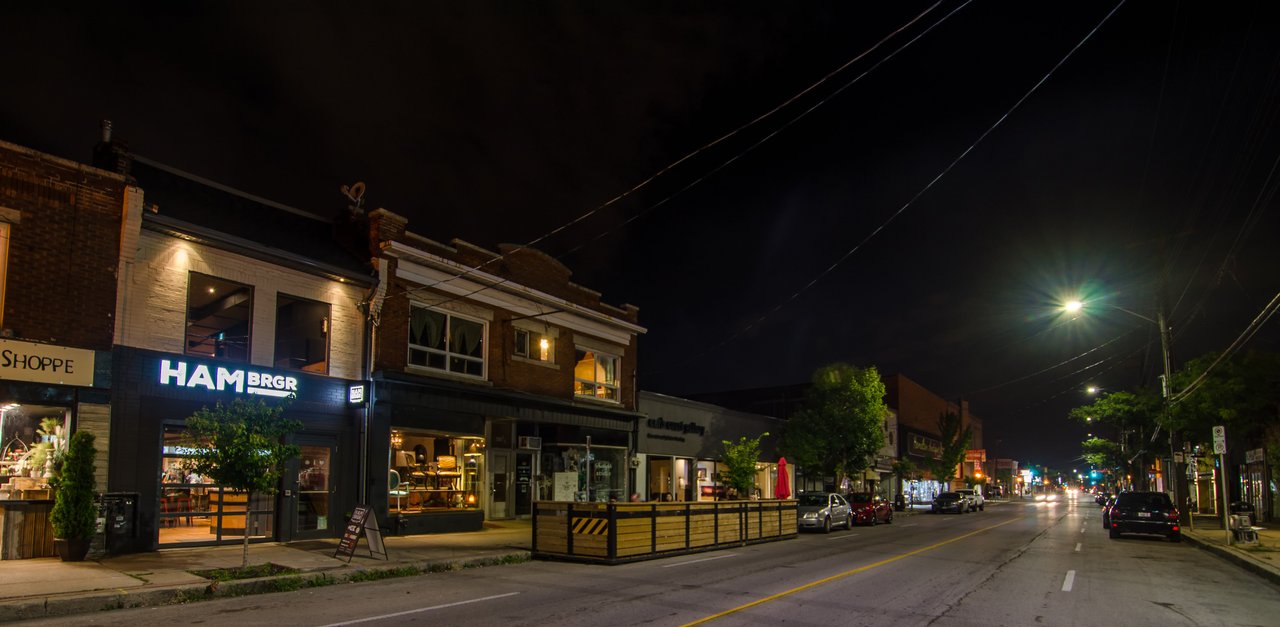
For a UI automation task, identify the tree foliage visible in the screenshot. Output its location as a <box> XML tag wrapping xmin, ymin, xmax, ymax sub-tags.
<box><xmin>925</xmin><ymin>412</ymin><xmax>971</xmax><ymax>488</ymax></box>
<box><xmin>181</xmin><ymin>397</ymin><xmax>301</xmax><ymax>566</ymax></box>
<box><xmin>51</xmin><ymin>431</ymin><xmax>97</xmax><ymax>541</ymax></box>
<box><xmin>1080</xmin><ymin>436</ymin><xmax>1121</xmax><ymax>470</ymax></box>
<box><xmin>784</xmin><ymin>363</ymin><xmax>888</xmax><ymax>483</ymax></box>
<box><xmin>1169</xmin><ymin>350</ymin><xmax>1280</xmax><ymax>444</ymax></box>
<box><xmin>721</xmin><ymin>433</ymin><xmax>768</xmax><ymax>499</ymax></box>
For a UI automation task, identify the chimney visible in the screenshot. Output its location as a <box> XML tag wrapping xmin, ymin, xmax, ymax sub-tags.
<box><xmin>92</xmin><ymin>119</ymin><xmax>132</xmax><ymax>175</ymax></box>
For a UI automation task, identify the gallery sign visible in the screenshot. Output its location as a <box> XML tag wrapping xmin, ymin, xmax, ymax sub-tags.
<box><xmin>0</xmin><ymin>338</ymin><xmax>95</xmax><ymax>387</ymax></box>
<box><xmin>158</xmin><ymin>359</ymin><xmax>298</xmax><ymax>398</ymax></box>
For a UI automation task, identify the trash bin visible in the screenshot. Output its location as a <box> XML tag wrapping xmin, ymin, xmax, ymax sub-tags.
<box><xmin>100</xmin><ymin>492</ymin><xmax>138</xmax><ymax>555</ymax></box>
<box><xmin>893</xmin><ymin>494</ymin><xmax>906</xmax><ymax>512</ymax></box>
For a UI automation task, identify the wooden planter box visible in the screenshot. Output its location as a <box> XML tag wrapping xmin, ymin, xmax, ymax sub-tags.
<box><xmin>533</xmin><ymin>499</ymin><xmax>797</xmax><ymax>564</ymax></box>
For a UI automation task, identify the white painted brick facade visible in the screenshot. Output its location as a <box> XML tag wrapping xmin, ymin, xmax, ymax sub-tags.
<box><xmin>117</xmin><ymin>229</ymin><xmax>366</xmax><ymax>380</ymax></box>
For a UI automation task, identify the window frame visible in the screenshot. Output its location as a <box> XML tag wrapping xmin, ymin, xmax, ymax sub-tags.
<box><xmin>573</xmin><ymin>348</ymin><xmax>621</xmax><ymax>402</ymax></box>
<box><xmin>407</xmin><ymin>303</ymin><xmax>488</xmax><ymax>379</ymax></box>
<box><xmin>273</xmin><ymin>292</ymin><xmax>331</xmax><ymax>375</ymax></box>
<box><xmin>0</xmin><ymin>221</ymin><xmax>9</xmax><ymax>329</ymax></box>
<box><xmin>514</xmin><ymin>327</ymin><xmax>554</xmax><ymax>363</ymax></box>
<box><xmin>184</xmin><ymin>272</ymin><xmax>254</xmax><ymax>362</ymax></box>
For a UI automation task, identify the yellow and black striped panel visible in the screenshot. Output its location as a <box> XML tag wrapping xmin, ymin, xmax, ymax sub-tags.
<box><xmin>572</xmin><ymin>518</ymin><xmax>610</xmax><ymax>535</ymax></box>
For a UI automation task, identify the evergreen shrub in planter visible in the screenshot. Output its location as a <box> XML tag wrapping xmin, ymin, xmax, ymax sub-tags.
<box><xmin>51</xmin><ymin>431</ymin><xmax>96</xmax><ymax>561</ymax></box>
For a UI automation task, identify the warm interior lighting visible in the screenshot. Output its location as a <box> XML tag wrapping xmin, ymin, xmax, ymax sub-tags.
<box><xmin>390</xmin><ymin>431</ymin><xmax>403</xmax><ymax>449</ymax></box>
<box><xmin>538</xmin><ymin>338</ymin><xmax>550</xmax><ymax>360</ymax></box>
<box><xmin>467</xmin><ymin>494</ymin><xmax>476</xmax><ymax>505</ymax></box>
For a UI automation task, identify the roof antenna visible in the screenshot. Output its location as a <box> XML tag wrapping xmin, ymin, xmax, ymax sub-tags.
<box><xmin>340</xmin><ymin>181</ymin><xmax>366</xmax><ymax>216</ymax></box>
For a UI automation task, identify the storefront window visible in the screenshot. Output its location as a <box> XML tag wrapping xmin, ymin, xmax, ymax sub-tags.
<box><xmin>389</xmin><ymin>429</ymin><xmax>484</xmax><ymax>513</ymax></box>
<box><xmin>539</xmin><ymin>444</ymin><xmax>626</xmax><ymax>502</ymax></box>
<box><xmin>159</xmin><ymin>426</ymin><xmax>275</xmax><ymax>545</ymax></box>
<box><xmin>0</xmin><ymin>404</ymin><xmax>69</xmax><ymax>482</ymax></box>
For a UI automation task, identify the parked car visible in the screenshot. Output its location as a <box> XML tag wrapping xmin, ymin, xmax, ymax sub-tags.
<box><xmin>797</xmin><ymin>492</ymin><xmax>853</xmax><ymax>533</ymax></box>
<box><xmin>1095</xmin><ymin>492</ymin><xmax>1112</xmax><ymax>506</ymax></box>
<box><xmin>1108</xmin><ymin>491</ymin><xmax>1180</xmax><ymax>542</ymax></box>
<box><xmin>1101</xmin><ymin>494</ymin><xmax>1120</xmax><ymax>528</ymax></box>
<box><xmin>955</xmin><ymin>489</ymin><xmax>985</xmax><ymax>512</ymax></box>
<box><xmin>846</xmin><ymin>493</ymin><xmax>893</xmax><ymax>525</ymax></box>
<box><xmin>932</xmin><ymin>492</ymin><xmax>966</xmax><ymax>514</ymax></box>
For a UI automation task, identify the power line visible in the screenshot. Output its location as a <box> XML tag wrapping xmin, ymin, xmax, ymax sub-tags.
<box><xmin>1171</xmin><ymin>290</ymin><xmax>1280</xmax><ymax>404</ymax></box>
<box><xmin>386</xmin><ymin>1</ymin><xmax>955</xmax><ymax>305</ymax></box>
<box><xmin>649</xmin><ymin>0</ymin><xmax>1129</xmax><ymax>373</ymax></box>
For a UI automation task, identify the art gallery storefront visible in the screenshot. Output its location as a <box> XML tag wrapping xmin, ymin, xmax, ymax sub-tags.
<box><xmin>370</xmin><ymin>372</ymin><xmax>641</xmax><ymax>536</ymax></box>
<box><xmin>110</xmin><ymin>347</ymin><xmax>366</xmax><ymax>554</ymax></box>
<box><xmin>636</xmin><ymin>392</ymin><xmax>788</xmax><ymax>502</ymax></box>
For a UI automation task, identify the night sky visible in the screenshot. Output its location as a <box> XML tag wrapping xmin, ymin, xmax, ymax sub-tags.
<box><xmin>5</xmin><ymin>2</ymin><xmax>1279</xmax><ymax>468</ymax></box>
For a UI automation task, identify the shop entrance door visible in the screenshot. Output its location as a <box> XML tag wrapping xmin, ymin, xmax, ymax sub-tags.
<box><xmin>490</xmin><ymin>449</ymin><xmax>512</xmax><ymax>519</ymax></box>
<box><xmin>288</xmin><ymin>439</ymin><xmax>336</xmax><ymax>540</ymax></box>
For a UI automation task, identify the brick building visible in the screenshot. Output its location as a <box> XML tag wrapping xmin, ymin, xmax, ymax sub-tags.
<box><xmin>0</xmin><ymin>138</ymin><xmax>129</xmax><ymax>495</ymax></box>
<box><xmin>363</xmin><ymin>209</ymin><xmax>646</xmax><ymax>533</ymax></box>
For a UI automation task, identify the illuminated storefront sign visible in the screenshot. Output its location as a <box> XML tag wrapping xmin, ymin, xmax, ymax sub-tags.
<box><xmin>0</xmin><ymin>338</ymin><xmax>95</xmax><ymax>387</ymax></box>
<box><xmin>158</xmin><ymin>359</ymin><xmax>298</xmax><ymax>397</ymax></box>
<box><xmin>348</xmin><ymin>384</ymin><xmax>366</xmax><ymax>404</ymax></box>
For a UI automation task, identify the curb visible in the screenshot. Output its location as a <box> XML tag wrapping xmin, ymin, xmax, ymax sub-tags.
<box><xmin>1182</xmin><ymin>533</ymin><xmax>1280</xmax><ymax>587</ymax></box>
<box><xmin>0</xmin><ymin>550</ymin><xmax>530</xmax><ymax>623</ymax></box>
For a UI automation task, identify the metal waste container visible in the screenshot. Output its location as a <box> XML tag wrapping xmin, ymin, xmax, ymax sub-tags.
<box><xmin>1230</xmin><ymin>501</ymin><xmax>1255</xmax><ymax>527</ymax></box>
<box><xmin>100</xmin><ymin>492</ymin><xmax>138</xmax><ymax>554</ymax></box>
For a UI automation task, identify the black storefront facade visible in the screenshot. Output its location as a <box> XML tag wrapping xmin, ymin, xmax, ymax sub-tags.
<box><xmin>370</xmin><ymin>371</ymin><xmax>641</xmax><ymax>535</ymax></box>
<box><xmin>109</xmin><ymin>346</ymin><xmax>366</xmax><ymax>553</ymax></box>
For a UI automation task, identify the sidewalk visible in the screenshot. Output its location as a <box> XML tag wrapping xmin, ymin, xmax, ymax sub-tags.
<box><xmin>0</xmin><ymin>520</ymin><xmax>532</xmax><ymax>623</ymax></box>
<box><xmin>1182</xmin><ymin>514</ymin><xmax>1280</xmax><ymax>586</ymax></box>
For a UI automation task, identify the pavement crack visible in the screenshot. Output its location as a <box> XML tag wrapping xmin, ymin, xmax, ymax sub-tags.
<box><xmin>1151</xmin><ymin>601</ymin><xmax>1203</xmax><ymax>626</ymax></box>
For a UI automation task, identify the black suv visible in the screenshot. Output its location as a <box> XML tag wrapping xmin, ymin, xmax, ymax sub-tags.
<box><xmin>1108</xmin><ymin>491</ymin><xmax>1180</xmax><ymax>542</ymax></box>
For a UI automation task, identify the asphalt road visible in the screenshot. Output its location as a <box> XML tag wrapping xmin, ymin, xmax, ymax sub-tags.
<box><xmin>27</xmin><ymin>494</ymin><xmax>1280</xmax><ymax>626</ymax></box>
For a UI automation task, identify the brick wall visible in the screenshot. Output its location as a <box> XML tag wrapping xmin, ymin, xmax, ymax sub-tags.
<box><xmin>0</xmin><ymin>140</ymin><xmax>126</xmax><ymax>350</ymax></box>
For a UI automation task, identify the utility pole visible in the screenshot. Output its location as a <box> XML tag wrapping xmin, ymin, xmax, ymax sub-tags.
<box><xmin>1157</xmin><ymin>307</ymin><xmax>1187</xmax><ymax>525</ymax></box>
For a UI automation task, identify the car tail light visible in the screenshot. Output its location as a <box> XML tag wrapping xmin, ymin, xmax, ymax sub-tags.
<box><xmin>1168</xmin><ymin>509</ymin><xmax>1180</xmax><ymax>521</ymax></box>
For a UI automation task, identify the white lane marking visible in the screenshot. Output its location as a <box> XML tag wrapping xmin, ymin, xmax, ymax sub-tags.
<box><xmin>1062</xmin><ymin>570</ymin><xmax>1076</xmax><ymax>592</ymax></box>
<box><xmin>319</xmin><ymin>592</ymin><xmax>521</xmax><ymax>626</ymax></box>
<box><xmin>661</xmin><ymin>553</ymin><xmax>738</xmax><ymax>568</ymax></box>
<box><xmin>827</xmin><ymin>533</ymin><xmax>861</xmax><ymax>540</ymax></box>
<box><xmin>1074</xmin><ymin>543</ymin><xmax>1082</xmax><ymax>552</ymax></box>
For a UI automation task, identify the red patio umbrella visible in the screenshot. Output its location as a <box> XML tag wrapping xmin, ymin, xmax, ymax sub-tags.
<box><xmin>775</xmin><ymin>457</ymin><xmax>791</xmax><ymax>499</ymax></box>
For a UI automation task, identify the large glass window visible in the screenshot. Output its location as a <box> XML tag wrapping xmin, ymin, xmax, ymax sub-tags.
<box><xmin>389</xmin><ymin>429</ymin><xmax>484</xmax><ymax>513</ymax></box>
<box><xmin>274</xmin><ymin>293</ymin><xmax>329</xmax><ymax>373</ymax></box>
<box><xmin>159</xmin><ymin>426</ymin><xmax>275</xmax><ymax>546</ymax></box>
<box><xmin>574</xmin><ymin>349</ymin><xmax>619</xmax><ymax>401</ymax></box>
<box><xmin>408</xmin><ymin>305</ymin><xmax>485</xmax><ymax>378</ymax></box>
<box><xmin>185</xmin><ymin>272</ymin><xmax>253</xmax><ymax>361</ymax></box>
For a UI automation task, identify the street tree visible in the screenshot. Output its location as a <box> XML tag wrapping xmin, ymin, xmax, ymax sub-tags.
<box><xmin>721</xmin><ymin>433</ymin><xmax>768</xmax><ymax>499</ymax></box>
<box><xmin>784</xmin><ymin>363</ymin><xmax>888</xmax><ymax>489</ymax></box>
<box><xmin>1068</xmin><ymin>389</ymin><xmax>1160</xmax><ymax>489</ymax></box>
<box><xmin>924</xmin><ymin>411</ymin><xmax>971</xmax><ymax>490</ymax></box>
<box><xmin>181</xmin><ymin>397</ymin><xmax>301</xmax><ymax>568</ymax></box>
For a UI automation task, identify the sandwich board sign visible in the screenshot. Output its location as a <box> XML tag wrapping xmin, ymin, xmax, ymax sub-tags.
<box><xmin>335</xmin><ymin>505</ymin><xmax>387</xmax><ymax>562</ymax></box>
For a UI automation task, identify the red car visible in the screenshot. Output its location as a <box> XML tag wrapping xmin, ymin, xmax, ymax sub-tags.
<box><xmin>846</xmin><ymin>493</ymin><xmax>893</xmax><ymax>525</ymax></box>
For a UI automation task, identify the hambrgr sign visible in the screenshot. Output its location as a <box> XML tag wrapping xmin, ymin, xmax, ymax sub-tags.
<box><xmin>159</xmin><ymin>359</ymin><xmax>299</xmax><ymax>398</ymax></box>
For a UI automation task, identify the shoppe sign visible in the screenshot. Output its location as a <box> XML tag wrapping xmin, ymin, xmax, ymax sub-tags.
<box><xmin>908</xmin><ymin>433</ymin><xmax>943</xmax><ymax>460</ymax></box>
<box><xmin>158</xmin><ymin>358</ymin><xmax>298</xmax><ymax>398</ymax></box>
<box><xmin>0</xmin><ymin>338</ymin><xmax>95</xmax><ymax>387</ymax></box>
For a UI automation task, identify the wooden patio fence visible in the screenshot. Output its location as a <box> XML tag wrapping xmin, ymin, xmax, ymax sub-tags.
<box><xmin>532</xmin><ymin>499</ymin><xmax>797</xmax><ymax>564</ymax></box>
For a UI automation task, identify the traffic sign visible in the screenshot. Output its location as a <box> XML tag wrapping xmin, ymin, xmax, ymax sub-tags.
<box><xmin>1212</xmin><ymin>425</ymin><xmax>1227</xmax><ymax>454</ymax></box>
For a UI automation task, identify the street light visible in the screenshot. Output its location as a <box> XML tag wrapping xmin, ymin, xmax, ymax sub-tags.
<box><xmin>1062</xmin><ymin>296</ymin><xmax>1183</xmax><ymax>523</ymax></box>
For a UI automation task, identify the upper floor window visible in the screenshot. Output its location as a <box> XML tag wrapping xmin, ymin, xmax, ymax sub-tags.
<box><xmin>275</xmin><ymin>293</ymin><xmax>329</xmax><ymax>374</ymax></box>
<box><xmin>185</xmin><ymin>272</ymin><xmax>252</xmax><ymax>361</ymax></box>
<box><xmin>574</xmin><ymin>349</ymin><xmax>619</xmax><ymax>401</ymax></box>
<box><xmin>408</xmin><ymin>304</ymin><xmax>485</xmax><ymax>378</ymax></box>
<box><xmin>514</xmin><ymin>328</ymin><xmax>553</xmax><ymax>362</ymax></box>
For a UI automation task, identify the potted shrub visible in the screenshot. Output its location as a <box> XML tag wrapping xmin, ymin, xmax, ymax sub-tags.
<box><xmin>51</xmin><ymin>431</ymin><xmax>96</xmax><ymax>561</ymax></box>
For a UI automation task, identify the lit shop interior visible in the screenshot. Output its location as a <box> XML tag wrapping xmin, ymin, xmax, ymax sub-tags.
<box><xmin>389</xmin><ymin>430</ymin><xmax>484</xmax><ymax>513</ymax></box>
<box><xmin>1</xmin><ymin>404</ymin><xmax>71</xmax><ymax>499</ymax></box>
<box><xmin>158</xmin><ymin>426</ymin><xmax>275</xmax><ymax>546</ymax></box>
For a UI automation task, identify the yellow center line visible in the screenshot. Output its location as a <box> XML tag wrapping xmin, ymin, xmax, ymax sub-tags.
<box><xmin>681</xmin><ymin>516</ymin><xmax>1022</xmax><ymax>626</ymax></box>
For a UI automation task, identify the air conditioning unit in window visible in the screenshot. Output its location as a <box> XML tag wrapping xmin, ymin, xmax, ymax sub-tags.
<box><xmin>517</xmin><ymin>436</ymin><xmax>542</xmax><ymax>450</ymax></box>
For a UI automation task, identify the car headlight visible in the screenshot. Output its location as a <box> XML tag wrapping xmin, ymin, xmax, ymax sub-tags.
<box><xmin>802</xmin><ymin>512</ymin><xmax>818</xmax><ymax>519</ymax></box>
